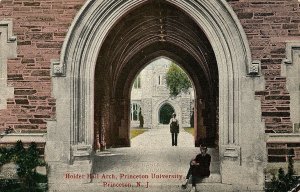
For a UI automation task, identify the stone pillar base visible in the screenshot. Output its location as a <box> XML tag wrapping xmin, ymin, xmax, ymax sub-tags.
<box><xmin>220</xmin><ymin>160</ymin><xmax>265</xmax><ymax>191</ymax></box>
<box><xmin>219</xmin><ymin>145</ymin><xmax>265</xmax><ymax>191</ymax></box>
<box><xmin>48</xmin><ymin>159</ymin><xmax>93</xmax><ymax>191</ymax></box>
<box><xmin>48</xmin><ymin>144</ymin><xmax>94</xmax><ymax>191</ymax></box>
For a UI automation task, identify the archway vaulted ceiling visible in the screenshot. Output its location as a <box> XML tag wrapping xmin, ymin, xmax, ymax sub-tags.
<box><xmin>96</xmin><ymin>0</ymin><xmax>218</xmax><ymax>100</ymax></box>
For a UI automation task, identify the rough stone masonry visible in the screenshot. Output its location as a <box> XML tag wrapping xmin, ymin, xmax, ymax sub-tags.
<box><xmin>0</xmin><ymin>0</ymin><xmax>299</xmax><ymax>169</ymax></box>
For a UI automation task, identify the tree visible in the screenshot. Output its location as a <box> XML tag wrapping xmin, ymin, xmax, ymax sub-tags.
<box><xmin>166</xmin><ymin>63</ymin><xmax>192</xmax><ymax>97</ymax></box>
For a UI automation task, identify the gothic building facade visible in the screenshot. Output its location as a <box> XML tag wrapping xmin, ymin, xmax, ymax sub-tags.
<box><xmin>0</xmin><ymin>0</ymin><xmax>300</xmax><ymax>190</ymax></box>
<box><xmin>130</xmin><ymin>58</ymin><xmax>194</xmax><ymax>128</ymax></box>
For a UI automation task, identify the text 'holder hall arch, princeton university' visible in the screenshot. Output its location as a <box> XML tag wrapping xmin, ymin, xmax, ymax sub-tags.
<box><xmin>46</xmin><ymin>0</ymin><xmax>267</xmax><ymax>190</ymax></box>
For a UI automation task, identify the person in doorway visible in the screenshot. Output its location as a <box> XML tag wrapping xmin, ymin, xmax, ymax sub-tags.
<box><xmin>169</xmin><ymin>113</ymin><xmax>179</xmax><ymax>146</ymax></box>
<box><xmin>181</xmin><ymin>145</ymin><xmax>211</xmax><ymax>192</ymax></box>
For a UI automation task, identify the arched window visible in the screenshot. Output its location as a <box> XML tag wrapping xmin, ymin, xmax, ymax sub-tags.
<box><xmin>131</xmin><ymin>103</ymin><xmax>141</xmax><ymax>121</ymax></box>
<box><xmin>158</xmin><ymin>74</ymin><xmax>165</xmax><ymax>86</ymax></box>
<box><xmin>133</xmin><ymin>76</ymin><xmax>141</xmax><ymax>89</ymax></box>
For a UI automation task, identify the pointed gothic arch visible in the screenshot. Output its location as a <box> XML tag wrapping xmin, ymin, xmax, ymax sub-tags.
<box><xmin>46</xmin><ymin>0</ymin><xmax>266</xmax><ymax>190</ymax></box>
<box><xmin>159</xmin><ymin>103</ymin><xmax>175</xmax><ymax>124</ymax></box>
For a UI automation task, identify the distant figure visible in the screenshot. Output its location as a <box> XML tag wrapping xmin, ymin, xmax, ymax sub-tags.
<box><xmin>169</xmin><ymin>113</ymin><xmax>179</xmax><ymax>146</ymax></box>
<box><xmin>181</xmin><ymin>145</ymin><xmax>211</xmax><ymax>192</ymax></box>
<box><xmin>139</xmin><ymin>110</ymin><xmax>144</xmax><ymax>128</ymax></box>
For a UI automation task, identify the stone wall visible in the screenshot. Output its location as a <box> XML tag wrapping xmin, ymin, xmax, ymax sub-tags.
<box><xmin>0</xmin><ymin>0</ymin><xmax>299</xmax><ymax>161</ymax></box>
<box><xmin>229</xmin><ymin>0</ymin><xmax>300</xmax><ymax>162</ymax></box>
<box><xmin>0</xmin><ymin>0</ymin><xmax>84</xmax><ymax>133</ymax></box>
<box><xmin>267</xmin><ymin>142</ymin><xmax>300</xmax><ymax>162</ymax></box>
<box><xmin>141</xmin><ymin>98</ymin><xmax>152</xmax><ymax>128</ymax></box>
<box><xmin>132</xmin><ymin>60</ymin><xmax>194</xmax><ymax>128</ymax></box>
<box><xmin>180</xmin><ymin>97</ymin><xmax>192</xmax><ymax>126</ymax></box>
<box><xmin>229</xmin><ymin>0</ymin><xmax>299</xmax><ymax>133</ymax></box>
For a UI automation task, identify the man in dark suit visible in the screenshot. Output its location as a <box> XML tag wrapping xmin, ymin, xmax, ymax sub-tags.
<box><xmin>169</xmin><ymin>113</ymin><xmax>179</xmax><ymax>146</ymax></box>
<box><xmin>181</xmin><ymin>145</ymin><xmax>211</xmax><ymax>192</ymax></box>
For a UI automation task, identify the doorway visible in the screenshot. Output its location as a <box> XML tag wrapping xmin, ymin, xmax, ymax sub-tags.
<box><xmin>159</xmin><ymin>103</ymin><xmax>175</xmax><ymax>124</ymax></box>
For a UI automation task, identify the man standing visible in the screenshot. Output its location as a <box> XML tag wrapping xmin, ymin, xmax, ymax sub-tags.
<box><xmin>169</xmin><ymin>113</ymin><xmax>179</xmax><ymax>146</ymax></box>
<box><xmin>181</xmin><ymin>145</ymin><xmax>211</xmax><ymax>192</ymax></box>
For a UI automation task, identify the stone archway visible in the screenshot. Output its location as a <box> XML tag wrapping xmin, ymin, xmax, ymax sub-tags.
<box><xmin>46</xmin><ymin>0</ymin><xmax>266</xmax><ymax>190</ymax></box>
<box><xmin>159</xmin><ymin>103</ymin><xmax>175</xmax><ymax>124</ymax></box>
<box><xmin>153</xmin><ymin>98</ymin><xmax>182</xmax><ymax>128</ymax></box>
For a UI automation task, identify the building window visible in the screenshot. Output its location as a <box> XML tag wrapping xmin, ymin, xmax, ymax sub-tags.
<box><xmin>158</xmin><ymin>75</ymin><xmax>165</xmax><ymax>85</ymax></box>
<box><xmin>131</xmin><ymin>103</ymin><xmax>141</xmax><ymax>121</ymax></box>
<box><xmin>133</xmin><ymin>76</ymin><xmax>141</xmax><ymax>89</ymax></box>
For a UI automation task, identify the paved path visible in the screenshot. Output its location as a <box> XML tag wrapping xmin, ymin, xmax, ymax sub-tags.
<box><xmin>90</xmin><ymin>126</ymin><xmax>221</xmax><ymax>191</ymax></box>
<box><xmin>59</xmin><ymin>126</ymin><xmax>225</xmax><ymax>192</ymax></box>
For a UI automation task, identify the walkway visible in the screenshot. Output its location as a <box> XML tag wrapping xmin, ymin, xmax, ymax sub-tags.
<box><xmin>91</xmin><ymin>126</ymin><xmax>221</xmax><ymax>191</ymax></box>
<box><xmin>63</xmin><ymin>126</ymin><xmax>225</xmax><ymax>192</ymax></box>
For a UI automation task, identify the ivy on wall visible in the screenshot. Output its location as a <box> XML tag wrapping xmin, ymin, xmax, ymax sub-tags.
<box><xmin>0</xmin><ymin>141</ymin><xmax>47</xmax><ymax>192</ymax></box>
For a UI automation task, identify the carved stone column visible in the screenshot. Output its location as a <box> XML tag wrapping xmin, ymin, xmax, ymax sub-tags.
<box><xmin>195</xmin><ymin>98</ymin><xmax>206</xmax><ymax>146</ymax></box>
<box><xmin>115</xmin><ymin>98</ymin><xmax>130</xmax><ymax>147</ymax></box>
<box><xmin>0</xmin><ymin>21</ymin><xmax>16</xmax><ymax>110</ymax></box>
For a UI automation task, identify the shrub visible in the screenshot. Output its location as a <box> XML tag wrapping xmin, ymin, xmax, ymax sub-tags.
<box><xmin>0</xmin><ymin>141</ymin><xmax>47</xmax><ymax>192</ymax></box>
<box><xmin>266</xmin><ymin>149</ymin><xmax>298</xmax><ymax>192</ymax></box>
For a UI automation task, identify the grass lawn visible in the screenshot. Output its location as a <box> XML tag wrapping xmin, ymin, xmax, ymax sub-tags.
<box><xmin>183</xmin><ymin>127</ymin><xmax>194</xmax><ymax>136</ymax></box>
<box><xmin>130</xmin><ymin>128</ymin><xmax>148</xmax><ymax>139</ymax></box>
